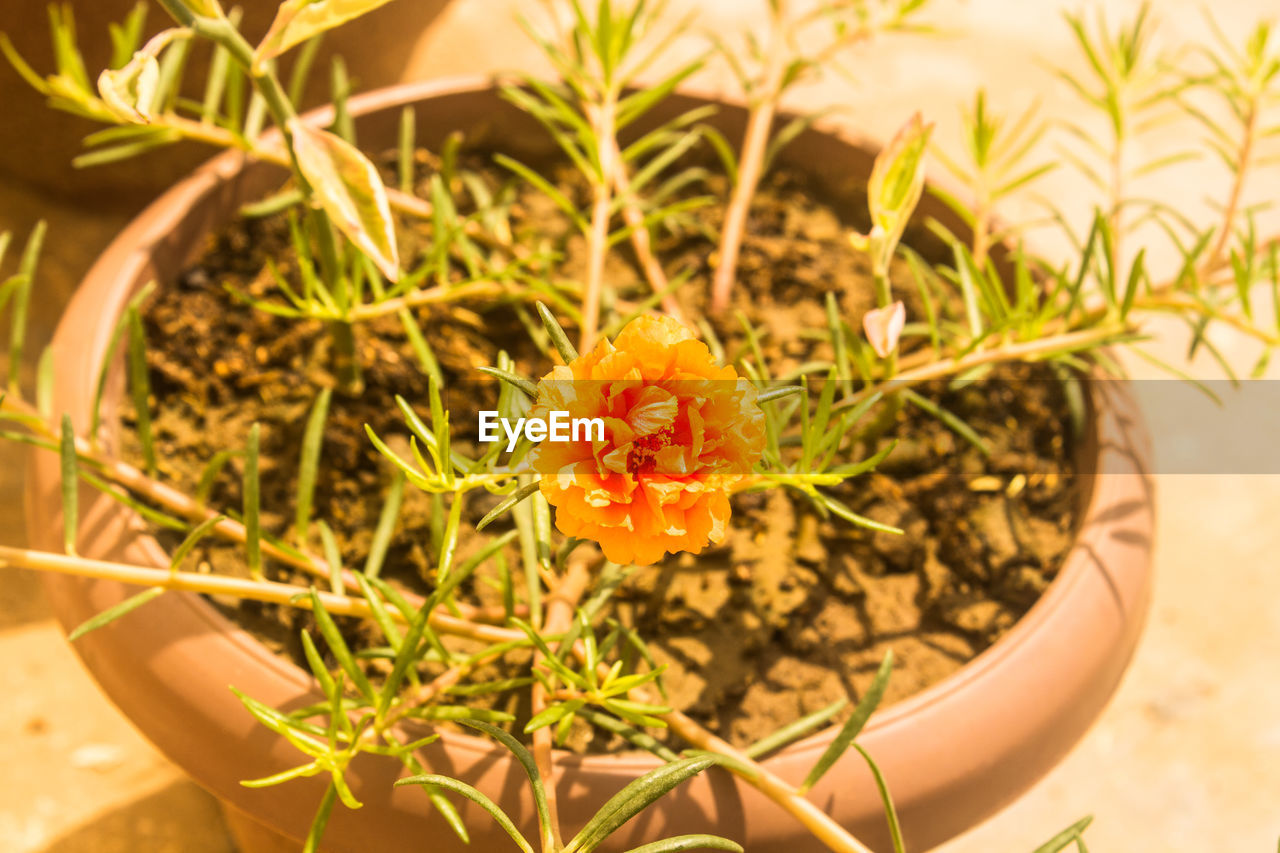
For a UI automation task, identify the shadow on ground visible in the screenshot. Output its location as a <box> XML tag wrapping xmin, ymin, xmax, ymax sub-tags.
<box><xmin>38</xmin><ymin>780</ymin><xmax>233</xmax><ymax>853</ymax></box>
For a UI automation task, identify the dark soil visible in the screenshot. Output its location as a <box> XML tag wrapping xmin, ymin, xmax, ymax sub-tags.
<box><xmin>123</xmin><ymin>143</ymin><xmax>1082</xmax><ymax>752</ymax></box>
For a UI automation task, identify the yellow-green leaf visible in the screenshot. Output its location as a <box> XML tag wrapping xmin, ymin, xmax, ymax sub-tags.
<box><xmin>186</xmin><ymin>0</ymin><xmax>225</xmax><ymax>18</ymax></box>
<box><xmin>288</xmin><ymin>118</ymin><xmax>400</xmax><ymax>282</ymax></box>
<box><xmin>865</xmin><ymin>113</ymin><xmax>933</xmax><ymax>268</ymax></box>
<box><xmin>96</xmin><ymin>28</ymin><xmax>189</xmax><ymax>124</ymax></box>
<box><xmin>256</xmin><ymin>0</ymin><xmax>397</xmax><ymax>67</ymax></box>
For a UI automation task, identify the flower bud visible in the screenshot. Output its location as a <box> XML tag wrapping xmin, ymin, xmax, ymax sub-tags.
<box><xmin>863</xmin><ymin>300</ymin><xmax>906</xmax><ymax>359</ymax></box>
<box><xmin>97</xmin><ymin>29</ymin><xmax>189</xmax><ymax>124</ymax></box>
<box><xmin>864</xmin><ymin>113</ymin><xmax>933</xmax><ymax>273</ymax></box>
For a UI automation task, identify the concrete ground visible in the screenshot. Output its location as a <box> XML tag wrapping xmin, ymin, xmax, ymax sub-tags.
<box><xmin>1</xmin><ymin>0</ymin><xmax>1278</xmax><ymax>850</ymax></box>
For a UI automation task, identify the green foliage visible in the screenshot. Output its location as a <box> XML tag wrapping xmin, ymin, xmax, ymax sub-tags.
<box><xmin>800</xmin><ymin>650</ymin><xmax>893</xmax><ymax>794</ymax></box>
<box><xmin>1032</xmin><ymin>816</ymin><xmax>1094</xmax><ymax>853</ymax></box>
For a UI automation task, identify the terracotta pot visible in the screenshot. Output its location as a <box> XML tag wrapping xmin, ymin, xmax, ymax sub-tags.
<box><xmin>0</xmin><ymin>0</ymin><xmax>455</xmax><ymax>203</ymax></box>
<box><xmin>26</xmin><ymin>77</ymin><xmax>1155</xmax><ymax>852</ymax></box>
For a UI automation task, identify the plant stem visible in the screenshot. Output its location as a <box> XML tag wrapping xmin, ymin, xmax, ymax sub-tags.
<box><xmin>709</xmin><ymin>5</ymin><xmax>883</xmax><ymax>315</ymax></box>
<box><xmin>663</xmin><ymin>710</ymin><xmax>876</xmax><ymax>853</ymax></box>
<box><xmin>1203</xmin><ymin>101</ymin><xmax>1258</xmax><ymax>275</ymax></box>
<box><xmin>972</xmin><ymin>195</ymin><xmax>992</xmax><ymax>270</ymax></box>
<box><xmin>380</xmin><ymin>651</ymin><xmax>502</xmax><ymax>731</ymax></box>
<box><xmin>347</xmin><ymin>280</ymin><xmax>517</xmax><ymax>322</ymax></box>
<box><xmin>0</xmin><ymin>545</ymin><xmax>520</xmax><ymax>644</ymax></box>
<box><xmin>611</xmin><ymin>140</ymin><xmax>685</xmax><ymax>322</ymax></box>
<box><xmin>564</xmin><ymin>638</ymin><xmax>877</xmax><ymax>853</ymax></box>
<box><xmin>709</xmin><ymin>32</ymin><xmax>786</xmax><ymax>315</ymax></box>
<box><xmin>581</xmin><ymin>100</ymin><xmax>620</xmax><ymax>352</ymax></box>
<box><xmin>1108</xmin><ymin>125</ymin><xmax>1125</xmax><ymax>277</ymax></box>
<box><xmin>836</xmin><ymin>324</ymin><xmax>1131</xmax><ymax>414</ymax></box>
<box><xmin>328</xmin><ymin>320</ymin><xmax>364</xmax><ymax>396</ymax></box>
<box><xmin>530</xmin><ymin>553</ymin><xmax>593</xmax><ymax>852</ymax></box>
<box><xmin>0</xmin><ymin>394</ymin><xmax>520</xmax><ymax>628</ymax></box>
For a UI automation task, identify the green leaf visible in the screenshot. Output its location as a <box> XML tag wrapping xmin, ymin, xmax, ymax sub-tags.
<box><xmin>299</xmin><ymin>628</ymin><xmax>336</xmax><ymax>696</ymax></box>
<box><xmin>36</xmin><ymin>346</ymin><xmax>55</xmax><ymax>420</ymax></box>
<box><xmin>59</xmin><ymin>414</ymin><xmax>78</xmax><ymax>554</ymax></box>
<box><xmin>1119</xmin><ymin>248</ymin><xmax>1145</xmax><ymax>319</ymax></box>
<box><xmin>288</xmin><ymin>119</ymin><xmax>400</xmax><ymax>283</ymax></box>
<box><xmin>397</xmin><ymin>105</ymin><xmax>416</xmax><ymax>194</ymax></box>
<box><xmin>168</xmin><ymin>515</ymin><xmax>225</xmax><ymax>572</ymax></box>
<box><xmin>125</xmin><ymin>305</ymin><xmax>155</xmax><ymax>475</ymax></box>
<box><xmin>363</xmin><ymin>469</ymin><xmax>405</xmax><ymax>579</ymax></box>
<box><xmin>853</xmin><ymin>743</ymin><xmax>905</xmax><ymax>853</ymax></box>
<box><xmin>316</xmin><ymin>520</ymin><xmax>345</xmax><ymax>595</ymax></box>
<box><xmin>308</xmin><ymin>588</ymin><xmax>375</xmax><ymax>700</ymax></box>
<box><xmin>352</xmin><ymin>574</ymin><xmax>403</xmax><ymax>656</ymax></box>
<box><xmin>72</xmin><ymin>130</ymin><xmax>181</xmax><ymax>168</ymax></box>
<box><xmin>256</xmin><ymin>0</ymin><xmax>396</xmax><ymax>67</ymax></box>
<box><xmin>901</xmin><ymin>389</ymin><xmax>990</xmax><ymax>457</ymax></box>
<box><xmin>301</xmin><ymin>782</ymin><xmax>338</xmax><ymax>853</ymax></box>
<box><xmin>458</xmin><ymin>720</ymin><xmax>555</xmax><ymax>851</ymax></box>
<box><xmin>240</xmin><ymin>188</ymin><xmax>304</xmax><ymax>219</ymax></box>
<box><xmin>395</xmin><ymin>774</ymin><xmax>534</xmax><ymax>853</ymax></box>
<box><xmin>757</xmin><ymin>385</ymin><xmax>803</xmax><ymax>404</ymax></box>
<box><xmin>576</xmin><ymin>707</ymin><xmax>680</xmax><ymax>761</ymax></box>
<box><xmin>563</xmin><ymin>755</ymin><xmax>722</xmax><ymax>853</ymax></box>
<box><xmin>398</xmin><ymin>308</ymin><xmax>443</xmax><ymax>386</ymax></box>
<box><xmin>295</xmin><ymin>388</ymin><xmax>332</xmax><ymax>543</ymax></box>
<box><xmin>8</xmin><ymin>221</ymin><xmax>45</xmax><ymax>393</ymax></box>
<box><xmin>524</xmin><ymin>698</ymin><xmax>585</xmax><ymax>733</ymax></box>
<box><xmin>1032</xmin><ymin>816</ymin><xmax>1094</xmax><ymax>853</ymax></box>
<box><xmin>244</xmin><ymin>423</ymin><xmax>262</xmax><ymax>580</ymax></box>
<box><xmin>477</xmin><ymin>481</ymin><xmax>542</xmax><ymax>531</ymax></box>
<box><xmin>405</xmin><ymin>706</ymin><xmax>516</xmax><ymax>723</ymax></box>
<box><xmin>328</xmin><ymin>55</ymin><xmax>354</xmax><ymax>144</ymax></box>
<box><xmin>376</xmin><ymin>601</ymin><xmax>429</xmax><ymax>717</ymax></box>
<box><xmin>744</xmin><ymin>698</ymin><xmax>847</xmax><ymax>760</ymax></box>
<box><xmin>48</xmin><ymin>5</ymin><xmax>91</xmax><ymax>93</ymax></box>
<box><xmin>495</xmin><ymin>153</ymin><xmax>588</xmax><ymax>231</ymax></box>
<box><xmin>623</xmin><ymin>836</ymin><xmax>743</xmax><ymax>853</ymax></box>
<box><xmin>537</xmin><ymin>301</ymin><xmax>579</xmax><ymax>362</ymax></box>
<box><xmin>68</xmin><ymin>587</ymin><xmax>165</xmax><ymax>641</ymax></box>
<box><xmin>800</xmin><ymin>650</ymin><xmax>893</xmax><ymax>794</ymax></box>
<box><xmin>477</xmin><ymin>366</ymin><xmax>538</xmax><ymax>399</ymax></box>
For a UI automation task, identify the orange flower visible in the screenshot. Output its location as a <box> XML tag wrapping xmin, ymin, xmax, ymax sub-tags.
<box><xmin>527</xmin><ymin>315</ymin><xmax>765</xmax><ymax>566</ymax></box>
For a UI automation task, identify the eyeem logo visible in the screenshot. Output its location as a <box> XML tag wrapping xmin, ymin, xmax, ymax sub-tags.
<box><xmin>478</xmin><ymin>411</ymin><xmax>605</xmax><ymax>452</ymax></box>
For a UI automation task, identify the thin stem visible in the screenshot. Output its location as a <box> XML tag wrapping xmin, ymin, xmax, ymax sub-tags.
<box><xmin>328</xmin><ymin>320</ymin><xmax>364</xmax><ymax>396</ymax></box>
<box><xmin>581</xmin><ymin>100</ymin><xmax>620</xmax><ymax>352</ymax></box>
<box><xmin>380</xmin><ymin>649</ymin><xmax>505</xmax><ymax>731</ymax></box>
<box><xmin>347</xmin><ymin>280</ymin><xmax>517</xmax><ymax>322</ymax></box>
<box><xmin>564</xmin><ymin>629</ymin><xmax>877</xmax><ymax>853</ymax></box>
<box><xmin>0</xmin><ymin>545</ymin><xmax>521</xmax><ymax>644</ymax></box>
<box><xmin>1203</xmin><ymin>101</ymin><xmax>1258</xmax><ymax>274</ymax></box>
<box><xmin>663</xmin><ymin>710</ymin><xmax>876</xmax><ymax>853</ymax></box>
<box><xmin>0</xmin><ymin>393</ymin><xmax>516</xmax><ymax>628</ymax></box>
<box><xmin>710</xmin><ymin>39</ymin><xmax>785</xmax><ymax>314</ymax></box>
<box><xmin>710</xmin><ymin>5</ymin><xmax>883</xmax><ymax>314</ymax></box>
<box><xmin>610</xmin><ymin>139</ymin><xmax>684</xmax><ymax>322</ymax></box>
<box><xmin>1108</xmin><ymin>123</ymin><xmax>1125</xmax><ymax>277</ymax></box>
<box><xmin>529</xmin><ymin>553</ymin><xmax>593</xmax><ymax>852</ymax></box>
<box><xmin>837</xmin><ymin>324</ymin><xmax>1131</xmax><ymax>414</ymax></box>
<box><xmin>147</xmin><ymin>109</ymin><xmax>438</xmax><ymax>221</ymax></box>
<box><xmin>972</xmin><ymin>192</ymin><xmax>992</xmax><ymax>270</ymax></box>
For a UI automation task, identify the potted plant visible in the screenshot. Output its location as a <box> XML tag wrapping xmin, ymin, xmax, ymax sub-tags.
<box><xmin>1</xmin><ymin>1</ymin><xmax>1276</xmax><ymax>852</ymax></box>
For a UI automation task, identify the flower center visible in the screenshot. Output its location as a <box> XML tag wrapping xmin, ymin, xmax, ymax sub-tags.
<box><xmin>627</xmin><ymin>425</ymin><xmax>676</xmax><ymax>474</ymax></box>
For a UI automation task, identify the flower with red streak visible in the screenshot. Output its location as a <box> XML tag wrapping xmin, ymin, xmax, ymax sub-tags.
<box><xmin>527</xmin><ymin>315</ymin><xmax>765</xmax><ymax>566</ymax></box>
